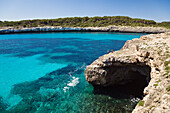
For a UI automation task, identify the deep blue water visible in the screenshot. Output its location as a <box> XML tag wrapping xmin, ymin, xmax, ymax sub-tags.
<box><xmin>0</xmin><ymin>32</ymin><xmax>144</xmax><ymax>113</ymax></box>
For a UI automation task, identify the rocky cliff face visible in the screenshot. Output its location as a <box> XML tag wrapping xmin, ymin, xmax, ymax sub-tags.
<box><xmin>85</xmin><ymin>32</ymin><xmax>170</xmax><ymax>113</ymax></box>
<box><xmin>1</xmin><ymin>26</ymin><xmax>170</xmax><ymax>34</ymax></box>
<box><xmin>109</xmin><ymin>26</ymin><xmax>170</xmax><ymax>33</ymax></box>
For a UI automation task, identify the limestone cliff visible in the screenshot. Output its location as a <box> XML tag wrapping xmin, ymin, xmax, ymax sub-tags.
<box><xmin>85</xmin><ymin>32</ymin><xmax>170</xmax><ymax>113</ymax></box>
<box><xmin>1</xmin><ymin>26</ymin><xmax>170</xmax><ymax>34</ymax></box>
<box><xmin>109</xmin><ymin>26</ymin><xmax>170</xmax><ymax>33</ymax></box>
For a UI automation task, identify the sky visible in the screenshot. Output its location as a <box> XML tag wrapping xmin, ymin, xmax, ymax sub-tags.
<box><xmin>0</xmin><ymin>0</ymin><xmax>170</xmax><ymax>22</ymax></box>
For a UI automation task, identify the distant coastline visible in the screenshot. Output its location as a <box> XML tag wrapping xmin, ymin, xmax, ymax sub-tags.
<box><xmin>0</xmin><ymin>26</ymin><xmax>170</xmax><ymax>34</ymax></box>
<box><xmin>1</xmin><ymin>16</ymin><xmax>170</xmax><ymax>34</ymax></box>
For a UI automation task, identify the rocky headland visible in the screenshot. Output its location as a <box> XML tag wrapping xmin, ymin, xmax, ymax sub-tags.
<box><xmin>85</xmin><ymin>32</ymin><xmax>170</xmax><ymax>113</ymax></box>
<box><xmin>0</xmin><ymin>26</ymin><xmax>170</xmax><ymax>34</ymax></box>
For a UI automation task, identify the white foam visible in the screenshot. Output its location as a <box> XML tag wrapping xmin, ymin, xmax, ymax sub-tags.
<box><xmin>68</xmin><ymin>63</ymin><xmax>86</xmax><ymax>77</ymax></box>
<box><xmin>63</xmin><ymin>64</ymin><xmax>85</xmax><ymax>92</ymax></box>
<box><xmin>130</xmin><ymin>97</ymin><xmax>140</xmax><ymax>103</ymax></box>
<box><xmin>67</xmin><ymin>77</ymin><xmax>79</xmax><ymax>87</ymax></box>
<box><xmin>63</xmin><ymin>86</ymin><xmax>69</xmax><ymax>92</ymax></box>
<box><xmin>63</xmin><ymin>77</ymin><xmax>79</xmax><ymax>92</ymax></box>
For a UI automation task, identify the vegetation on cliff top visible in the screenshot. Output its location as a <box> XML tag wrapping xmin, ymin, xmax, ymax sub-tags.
<box><xmin>138</xmin><ymin>100</ymin><xmax>145</xmax><ymax>106</ymax></box>
<box><xmin>0</xmin><ymin>16</ymin><xmax>170</xmax><ymax>28</ymax></box>
<box><xmin>167</xmin><ymin>86</ymin><xmax>170</xmax><ymax>91</ymax></box>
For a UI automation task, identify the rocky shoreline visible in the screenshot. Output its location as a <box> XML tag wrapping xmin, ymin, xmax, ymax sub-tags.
<box><xmin>85</xmin><ymin>32</ymin><xmax>170</xmax><ymax>112</ymax></box>
<box><xmin>0</xmin><ymin>26</ymin><xmax>170</xmax><ymax>34</ymax></box>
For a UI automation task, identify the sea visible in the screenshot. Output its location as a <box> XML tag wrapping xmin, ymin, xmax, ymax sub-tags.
<box><xmin>0</xmin><ymin>32</ymin><xmax>145</xmax><ymax>113</ymax></box>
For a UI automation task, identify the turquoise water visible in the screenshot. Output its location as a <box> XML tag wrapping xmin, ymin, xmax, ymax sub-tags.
<box><xmin>0</xmin><ymin>32</ymin><xmax>144</xmax><ymax>113</ymax></box>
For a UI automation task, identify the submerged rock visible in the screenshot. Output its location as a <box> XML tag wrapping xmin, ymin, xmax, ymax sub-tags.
<box><xmin>85</xmin><ymin>32</ymin><xmax>170</xmax><ymax>113</ymax></box>
<box><xmin>0</xmin><ymin>96</ymin><xmax>9</xmax><ymax>112</ymax></box>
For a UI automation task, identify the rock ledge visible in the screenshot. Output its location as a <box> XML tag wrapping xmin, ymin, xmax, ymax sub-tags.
<box><xmin>85</xmin><ymin>32</ymin><xmax>170</xmax><ymax>113</ymax></box>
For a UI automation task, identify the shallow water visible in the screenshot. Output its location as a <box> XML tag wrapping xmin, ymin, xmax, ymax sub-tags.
<box><xmin>0</xmin><ymin>32</ymin><xmax>144</xmax><ymax>113</ymax></box>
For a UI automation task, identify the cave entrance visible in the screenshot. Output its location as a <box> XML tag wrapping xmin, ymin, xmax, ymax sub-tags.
<box><xmin>93</xmin><ymin>65</ymin><xmax>151</xmax><ymax>99</ymax></box>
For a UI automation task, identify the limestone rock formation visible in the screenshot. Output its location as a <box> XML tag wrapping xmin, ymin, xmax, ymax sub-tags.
<box><xmin>85</xmin><ymin>32</ymin><xmax>170</xmax><ymax>113</ymax></box>
<box><xmin>1</xmin><ymin>26</ymin><xmax>170</xmax><ymax>34</ymax></box>
<box><xmin>109</xmin><ymin>26</ymin><xmax>170</xmax><ymax>33</ymax></box>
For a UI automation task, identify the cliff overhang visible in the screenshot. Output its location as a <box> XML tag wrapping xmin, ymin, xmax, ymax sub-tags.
<box><xmin>85</xmin><ymin>32</ymin><xmax>170</xmax><ymax>112</ymax></box>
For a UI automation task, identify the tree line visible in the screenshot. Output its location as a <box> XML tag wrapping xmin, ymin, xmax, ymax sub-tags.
<box><xmin>0</xmin><ymin>16</ymin><xmax>169</xmax><ymax>29</ymax></box>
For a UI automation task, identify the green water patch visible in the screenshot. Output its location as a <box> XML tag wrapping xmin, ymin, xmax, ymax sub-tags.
<box><xmin>7</xmin><ymin>64</ymin><xmax>140</xmax><ymax>113</ymax></box>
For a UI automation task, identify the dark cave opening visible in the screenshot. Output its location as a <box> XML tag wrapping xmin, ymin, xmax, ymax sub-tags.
<box><xmin>93</xmin><ymin>65</ymin><xmax>151</xmax><ymax>99</ymax></box>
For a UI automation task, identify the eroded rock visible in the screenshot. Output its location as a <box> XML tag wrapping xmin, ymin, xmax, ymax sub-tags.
<box><xmin>85</xmin><ymin>32</ymin><xmax>170</xmax><ymax>113</ymax></box>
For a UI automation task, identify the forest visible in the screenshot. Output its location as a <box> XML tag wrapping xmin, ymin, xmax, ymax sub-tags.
<box><xmin>0</xmin><ymin>16</ymin><xmax>170</xmax><ymax>29</ymax></box>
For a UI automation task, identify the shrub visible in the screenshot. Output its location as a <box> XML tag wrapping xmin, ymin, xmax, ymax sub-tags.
<box><xmin>138</xmin><ymin>100</ymin><xmax>145</xmax><ymax>106</ymax></box>
<box><xmin>166</xmin><ymin>86</ymin><xmax>170</xmax><ymax>91</ymax></box>
<box><xmin>153</xmin><ymin>84</ymin><xmax>158</xmax><ymax>87</ymax></box>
